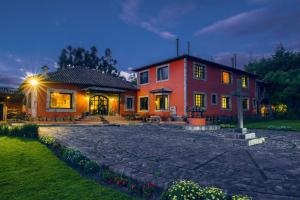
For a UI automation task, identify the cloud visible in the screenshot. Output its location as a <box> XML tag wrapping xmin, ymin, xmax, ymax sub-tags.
<box><xmin>194</xmin><ymin>3</ymin><xmax>300</xmax><ymax>38</ymax></box>
<box><xmin>15</xmin><ymin>58</ymin><xmax>22</xmax><ymax>63</ymax></box>
<box><xmin>0</xmin><ymin>74</ymin><xmax>22</xmax><ymax>87</ymax></box>
<box><xmin>119</xmin><ymin>0</ymin><xmax>178</xmax><ymax>40</ymax></box>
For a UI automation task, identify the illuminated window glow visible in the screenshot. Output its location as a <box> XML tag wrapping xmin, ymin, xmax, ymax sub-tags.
<box><xmin>242</xmin><ymin>75</ymin><xmax>249</xmax><ymax>88</ymax></box>
<box><xmin>222</xmin><ymin>71</ymin><xmax>232</xmax><ymax>85</ymax></box>
<box><xmin>194</xmin><ymin>93</ymin><xmax>206</xmax><ymax>108</ymax></box>
<box><xmin>194</xmin><ymin>64</ymin><xmax>206</xmax><ymax>80</ymax></box>
<box><xmin>155</xmin><ymin>95</ymin><xmax>168</xmax><ymax>110</ymax></box>
<box><xmin>50</xmin><ymin>92</ymin><xmax>72</xmax><ymax>109</ymax></box>
<box><xmin>221</xmin><ymin>96</ymin><xmax>231</xmax><ymax>110</ymax></box>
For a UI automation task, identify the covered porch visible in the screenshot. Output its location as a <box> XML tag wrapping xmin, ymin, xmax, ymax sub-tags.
<box><xmin>82</xmin><ymin>86</ymin><xmax>125</xmax><ymax>116</ymax></box>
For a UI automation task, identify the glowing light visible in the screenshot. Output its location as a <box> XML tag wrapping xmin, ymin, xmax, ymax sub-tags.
<box><xmin>6</xmin><ymin>96</ymin><xmax>10</xmax><ymax>100</ymax></box>
<box><xmin>29</xmin><ymin>78</ymin><xmax>38</xmax><ymax>86</ymax></box>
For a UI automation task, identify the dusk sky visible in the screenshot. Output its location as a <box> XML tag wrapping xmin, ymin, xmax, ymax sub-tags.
<box><xmin>0</xmin><ymin>0</ymin><xmax>300</xmax><ymax>87</ymax></box>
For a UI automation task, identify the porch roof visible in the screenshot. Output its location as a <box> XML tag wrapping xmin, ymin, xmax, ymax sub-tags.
<box><xmin>81</xmin><ymin>86</ymin><xmax>126</xmax><ymax>93</ymax></box>
<box><xmin>150</xmin><ymin>88</ymin><xmax>172</xmax><ymax>94</ymax></box>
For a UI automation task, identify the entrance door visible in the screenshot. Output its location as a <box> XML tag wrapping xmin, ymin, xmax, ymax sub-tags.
<box><xmin>0</xmin><ymin>103</ymin><xmax>4</xmax><ymax>121</ymax></box>
<box><xmin>89</xmin><ymin>95</ymin><xmax>109</xmax><ymax>115</ymax></box>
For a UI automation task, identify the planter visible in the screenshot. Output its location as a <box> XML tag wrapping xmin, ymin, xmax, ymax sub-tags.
<box><xmin>187</xmin><ymin>118</ymin><xmax>206</xmax><ymax>126</ymax></box>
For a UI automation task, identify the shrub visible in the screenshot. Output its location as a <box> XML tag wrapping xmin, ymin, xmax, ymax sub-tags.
<box><xmin>232</xmin><ymin>195</ymin><xmax>252</xmax><ymax>200</ymax></box>
<box><xmin>21</xmin><ymin>124</ymin><xmax>39</xmax><ymax>138</ymax></box>
<box><xmin>201</xmin><ymin>187</ymin><xmax>227</xmax><ymax>200</ymax></box>
<box><xmin>0</xmin><ymin>124</ymin><xmax>38</xmax><ymax>138</ymax></box>
<box><xmin>39</xmin><ymin>135</ymin><xmax>56</xmax><ymax>145</ymax></box>
<box><xmin>62</xmin><ymin>148</ymin><xmax>85</xmax><ymax>166</ymax></box>
<box><xmin>220</xmin><ymin>124</ymin><xmax>236</xmax><ymax>128</ymax></box>
<box><xmin>142</xmin><ymin>182</ymin><xmax>156</xmax><ymax>197</ymax></box>
<box><xmin>164</xmin><ymin>180</ymin><xmax>202</xmax><ymax>200</ymax></box>
<box><xmin>83</xmin><ymin>160</ymin><xmax>100</xmax><ymax>174</ymax></box>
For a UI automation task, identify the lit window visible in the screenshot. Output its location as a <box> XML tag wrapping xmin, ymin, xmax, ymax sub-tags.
<box><xmin>157</xmin><ymin>65</ymin><xmax>169</xmax><ymax>81</ymax></box>
<box><xmin>242</xmin><ymin>98</ymin><xmax>249</xmax><ymax>110</ymax></box>
<box><xmin>155</xmin><ymin>95</ymin><xmax>168</xmax><ymax>110</ymax></box>
<box><xmin>125</xmin><ymin>97</ymin><xmax>134</xmax><ymax>111</ymax></box>
<box><xmin>222</xmin><ymin>71</ymin><xmax>232</xmax><ymax>85</ymax></box>
<box><xmin>194</xmin><ymin>63</ymin><xmax>206</xmax><ymax>80</ymax></box>
<box><xmin>242</xmin><ymin>75</ymin><xmax>249</xmax><ymax>88</ymax></box>
<box><xmin>50</xmin><ymin>92</ymin><xmax>72</xmax><ymax>109</ymax></box>
<box><xmin>194</xmin><ymin>93</ymin><xmax>206</xmax><ymax>108</ymax></box>
<box><xmin>139</xmin><ymin>97</ymin><xmax>148</xmax><ymax>111</ymax></box>
<box><xmin>211</xmin><ymin>93</ymin><xmax>217</xmax><ymax>105</ymax></box>
<box><xmin>221</xmin><ymin>96</ymin><xmax>231</xmax><ymax>110</ymax></box>
<box><xmin>140</xmin><ymin>71</ymin><xmax>149</xmax><ymax>84</ymax></box>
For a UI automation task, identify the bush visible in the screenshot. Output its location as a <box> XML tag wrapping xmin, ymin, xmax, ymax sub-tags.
<box><xmin>164</xmin><ymin>180</ymin><xmax>202</xmax><ymax>200</ymax></box>
<box><xmin>0</xmin><ymin>124</ymin><xmax>38</xmax><ymax>138</ymax></box>
<box><xmin>201</xmin><ymin>187</ymin><xmax>227</xmax><ymax>200</ymax></box>
<box><xmin>232</xmin><ymin>195</ymin><xmax>252</xmax><ymax>200</ymax></box>
<box><xmin>83</xmin><ymin>160</ymin><xmax>100</xmax><ymax>174</ymax></box>
<box><xmin>62</xmin><ymin>148</ymin><xmax>85</xmax><ymax>167</ymax></box>
<box><xmin>220</xmin><ymin>124</ymin><xmax>236</xmax><ymax>128</ymax></box>
<box><xmin>39</xmin><ymin>135</ymin><xmax>56</xmax><ymax>145</ymax></box>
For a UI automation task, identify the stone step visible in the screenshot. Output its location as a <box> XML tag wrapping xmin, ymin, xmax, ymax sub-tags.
<box><xmin>247</xmin><ymin>137</ymin><xmax>265</xmax><ymax>146</ymax></box>
<box><xmin>236</xmin><ymin>132</ymin><xmax>256</xmax><ymax>140</ymax></box>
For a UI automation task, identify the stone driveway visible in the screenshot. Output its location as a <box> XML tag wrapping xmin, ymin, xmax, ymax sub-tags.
<box><xmin>39</xmin><ymin>125</ymin><xmax>300</xmax><ymax>200</ymax></box>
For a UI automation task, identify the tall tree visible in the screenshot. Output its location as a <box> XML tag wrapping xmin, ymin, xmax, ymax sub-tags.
<box><xmin>245</xmin><ymin>44</ymin><xmax>300</xmax><ymax>118</ymax></box>
<box><xmin>100</xmin><ymin>48</ymin><xmax>119</xmax><ymax>77</ymax></box>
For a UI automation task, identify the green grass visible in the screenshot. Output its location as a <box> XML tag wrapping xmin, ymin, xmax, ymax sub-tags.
<box><xmin>245</xmin><ymin>120</ymin><xmax>300</xmax><ymax>131</ymax></box>
<box><xmin>0</xmin><ymin>136</ymin><xmax>136</xmax><ymax>200</ymax></box>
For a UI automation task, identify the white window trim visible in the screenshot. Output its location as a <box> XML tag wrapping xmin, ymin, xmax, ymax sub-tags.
<box><xmin>125</xmin><ymin>96</ymin><xmax>135</xmax><ymax>111</ymax></box>
<box><xmin>221</xmin><ymin>95</ymin><xmax>232</xmax><ymax>111</ymax></box>
<box><xmin>243</xmin><ymin>97</ymin><xmax>250</xmax><ymax>111</ymax></box>
<box><xmin>138</xmin><ymin>69</ymin><xmax>150</xmax><ymax>85</ymax></box>
<box><xmin>46</xmin><ymin>88</ymin><xmax>76</xmax><ymax>112</ymax></box>
<box><xmin>154</xmin><ymin>93</ymin><xmax>169</xmax><ymax>112</ymax></box>
<box><xmin>211</xmin><ymin>93</ymin><xmax>218</xmax><ymax>106</ymax></box>
<box><xmin>138</xmin><ymin>95</ymin><xmax>149</xmax><ymax>112</ymax></box>
<box><xmin>193</xmin><ymin>62</ymin><xmax>207</xmax><ymax>81</ymax></box>
<box><xmin>156</xmin><ymin>64</ymin><xmax>169</xmax><ymax>83</ymax></box>
<box><xmin>221</xmin><ymin>70</ymin><xmax>233</xmax><ymax>85</ymax></box>
<box><xmin>193</xmin><ymin>92</ymin><xmax>207</xmax><ymax>109</ymax></box>
<box><xmin>241</xmin><ymin>75</ymin><xmax>249</xmax><ymax>89</ymax></box>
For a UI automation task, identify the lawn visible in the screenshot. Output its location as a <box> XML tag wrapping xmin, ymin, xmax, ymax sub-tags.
<box><xmin>0</xmin><ymin>136</ymin><xmax>136</xmax><ymax>200</ymax></box>
<box><xmin>245</xmin><ymin>120</ymin><xmax>300</xmax><ymax>131</ymax></box>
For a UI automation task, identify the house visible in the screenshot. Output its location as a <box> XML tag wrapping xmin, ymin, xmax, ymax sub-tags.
<box><xmin>133</xmin><ymin>54</ymin><xmax>258</xmax><ymax>119</ymax></box>
<box><xmin>23</xmin><ymin>54</ymin><xmax>260</xmax><ymax>121</ymax></box>
<box><xmin>23</xmin><ymin>68</ymin><xmax>137</xmax><ymax>120</ymax></box>
<box><xmin>0</xmin><ymin>87</ymin><xmax>23</xmax><ymax>121</ymax></box>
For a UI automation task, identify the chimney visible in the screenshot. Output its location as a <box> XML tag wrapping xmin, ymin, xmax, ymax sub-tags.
<box><xmin>41</xmin><ymin>65</ymin><xmax>49</xmax><ymax>74</ymax></box>
<box><xmin>176</xmin><ymin>38</ymin><xmax>179</xmax><ymax>56</ymax></box>
<box><xmin>187</xmin><ymin>41</ymin><xmax>190</xmax><ymax>55</ymax></box>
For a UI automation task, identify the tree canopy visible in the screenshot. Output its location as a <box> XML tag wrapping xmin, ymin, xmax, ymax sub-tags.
<box><xmin>57</xmin><ymin>46</ymin><xmax>120</xmax><ymax>77</ymax></box>
<box><xmin>245</xmin><ymin>45</ymin><xmax>300</xmax><ymax>118</ymax></box>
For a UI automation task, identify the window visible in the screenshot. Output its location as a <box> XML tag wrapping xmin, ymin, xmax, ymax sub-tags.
<box><xmin>157</xmin><ymin>65</ymin><xmax>169</xmax><ymax>81</ymax></box>
<box><xmin>242</xmin><ymin>98</ymin><xmax>249</xmax><ymax>111</ymax></box>
<box><xmin>155</xmin><ymin>95</ymin><xmax>169</xmax><ymax>110</ymax></box>
<box><xmin>222</xmin><ymin>71</ymin><xmax>232</xmax><ymax>85</ymax></box>
<box><xmin>125</xmin><ymin>96</ymin><xmax>134</xmax><ymax>111</ymax></box>
<box><xmin>50</xmin><ymin>92</ymin><xmax>72</xmax><ymax>109</ymax></box>
<box><xmin>140</xmin><ymin>71</ymin><xmax>149</xmax><ymax>84</ymax></box>
<box><xmin>193</xmin><ymin>63</ymin><xmax>206</xmax><ymax>80</ymax></box>
<box><xmin>211</xmin><ymin>93</ymin><xmax>218</xmax><ymax>105</ymax></box>
<box><xmin>221</xmin><ymin>96</ymin><xmax>231</xmax><ymax>110</ymax></box>
<box><xmin>139</xmin><ymin>97</ymin><xmax>148</xmax><ymax>111</ymax></box>
<box><xmin>194</xmin><ymin>93</ymin><xmax>206</xmax><ymax>108</ymax></box>
<box><xmin>253</xmin><ymin>99</ymin><xmax>257</xmax><ymax>108</ymax></box>
<box><xmin>241</xmin><ymin>75</ymin><xmax>249</xmax><ymax>88</ymax></box>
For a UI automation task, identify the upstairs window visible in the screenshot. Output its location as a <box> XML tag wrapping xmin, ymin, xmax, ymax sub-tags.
<box><xmin>242</xmin><ymin>98</ymin><xmax>249</xmax><ymax>110</ymax></box>
<box><xmin>211</xmin><ymin>93</ymin><xmax>218</xmax><ymax>105</ymax></box>
<box><xmin>139</xmin><ymin>71</ymin><xmax>149</xmax><ymax>84</ymax></box>
<box><xmin>241</xmin><ymin>75</ymin><xmax>249</xmax><ymax>88</ymax></box>
<box><xmin>193</xmin><ymin>63</ymin><xmax>206</xmax><ymax>80</ymax></box>
<box><xmin>194</xmin><ymin>93</ymin><xmax>206</xmax><ymax>108</ymax></box>
<box><xmin>50</xmin><ymin>92</ymin><xmax>72</xmax><ymax>109</ymax></box>
<box><xmin>157</xmin><ymin>65</ymin><xmax>169</xmax><ymax>81</ymax></box>
<box><xmin>155</xmin><ymin>94</ymin><xmax>169</xmax><ymax>110</ymax></box>
<box><xmin>222</xmin><ymin>71</ymin><xmax>232</xmax><ymax>85</ymax></box>
<box><xmin>139</xmin><ymin>97</ymin><xmax>148</xmax><ymax>111</ymax></box>
<box><xmin>221</xmin><ymin>96</ymin><xmax>231</xmax><ymax>110</ymax></box>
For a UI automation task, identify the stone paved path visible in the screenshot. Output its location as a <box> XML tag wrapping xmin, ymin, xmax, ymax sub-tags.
<box><xmin>39</xmin><ymin>125</ymin><xmax>300</xmax><ymax>200</ymax></box>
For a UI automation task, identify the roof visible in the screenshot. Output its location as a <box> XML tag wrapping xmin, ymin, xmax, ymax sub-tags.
<box><xmin>81</xmin><ymin>87</ymin><xmax>126</xmax><ymax>93</ymax></box>
<box><xmin>132</xmin><ymin>54</ymin><xmax>257</xmax><ymax>77</ymax></box>
<box><xmin>0</xmin><ymin>87</ymin><xmax>18</xmax><ymax>94</ymax></box>
<box><xmin>44</xmin><ymin>68</ymin><xmax>137</xmax><ymax>90</ymax></box>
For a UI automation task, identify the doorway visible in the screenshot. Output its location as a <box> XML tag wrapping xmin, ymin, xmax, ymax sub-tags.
<box><xmin>89</xmin><ymin>95</ymin><xmax>109</xmax><ymax>115</ymax></box>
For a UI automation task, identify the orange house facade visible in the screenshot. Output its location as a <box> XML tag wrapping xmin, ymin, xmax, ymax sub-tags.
<box><xmin>24</xmin><ymin>55</ymin><xmax>259</xmax><ymax>120</ymax></box>
<box><xmin>133</xmin><ymin>55</ymin><xmax>257</xmax><ymax>118</ymax></box>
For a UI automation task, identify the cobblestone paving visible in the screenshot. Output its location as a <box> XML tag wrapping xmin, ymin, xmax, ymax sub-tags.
<box><xmin>39</xmin><ymin>125</ymin><xmax>300</xmax><ymax>200</ymax></box>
